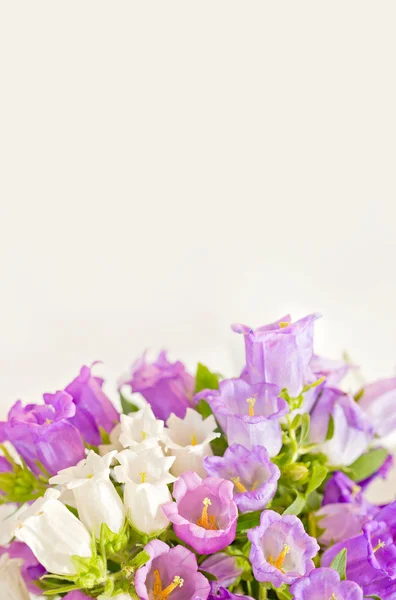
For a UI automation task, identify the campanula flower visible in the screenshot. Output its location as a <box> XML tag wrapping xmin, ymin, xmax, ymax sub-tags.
<box><xmin>65</xmin><ymin>364</ymin><xmax>120</xmax><ymax>446</ymax></box>
<box><xmin>50</xmin><ymin>450</ymin><xmax>125</xmax><ymax>537</ymax></box>
<box><xmin>200</xmin><ymin>553</ymin><xmax>243</xmax><ymax>594</ymax></box>
<box><xmin>316</xmin><ymin>502</ymin><xmax>372</xmax><ymax>546</ymax></box>
<box><xmin>310</xmin><ymin>388</ymin><xmax>373</xmax><ymax>466</ymax></box>
<box><xmin>64</xmin><ymin>593</ymin><xmax>92</xmax><ymax>600</ymax></box>
<box><xmin>0</xmin><ymin>391</ymin><xmax>85</xmax><ymax>476</ymax></box>
<box><xmin>12</xmin><ymin>489</ymin><xmax>92</xmax><ymax>576</ymax></box>
<box><xmin>358</xmin><ymin>378</ymin><xmax>396</xmax><ymax>437</ymax></box>
<box><xmin>0</xmin><ymin>553</ymin><xmax>30</xmax><ymax>600</ymax></box>
<box><xmin>209</xmin><ymin>589</ymin><xmax>254</xmax><ymax>600</ymax></box>
<box><xmin>0</xmin><ymin>541</ymin><xmax>45</xmax><ymax>594</ymax></box>
<box><xmin>232</xmin><ymin>313</ymin><xmax>320</xmax><ymax>395</ymax></box>
<box><xmin>204</xmin><ymin>444</ymin><xmax>280</xmax><ymax>513</ymax></box>
<box><xmin>300</xmin><ymin>354</ymin><xmax>351</xmax><ymax>413</ymax></box>
<box><xmin>200</xmin><ymin>379</ymin><xmax>288</xmax><ymax>456</ymax></box>
<box><xmin>114</xmin><ymin>446</ymin><xmax>175</xmax><ymax>535</ymax></box>
<box><xmin>135</xmin><ymin>540</ymin><xmax>211</xmax><ymax>600</ymax></box>
<box><xmin>248</xmin><ymin>510</ymin><xmax>319</xmax><ymax>587</ymax></box>
<box><xmin>165</xmin><ymin>408</ymin><xmax>220</xmax><ymax>478</ymax></box>
<box><xmin>162</xmin><ymin>472</ymin><xmax>238</xmax><ymax>554</ymax></box>
<box><xmin>120</xmin><ymin>351</ymin><xmax>194</xmax><ymax>421</ymax></box>
<box><xmin>290</xmin><ymin>567</ymin><xmax>363</xmax><ymax>600</ymax></box>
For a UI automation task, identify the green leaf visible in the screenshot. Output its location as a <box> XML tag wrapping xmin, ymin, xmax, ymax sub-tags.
<box><xmin>306</xmin><ymin>463</ymin><xmax>328</xmax><ymax>496</ymax></box>
<box><xmin>236</xmin><ymin>510</ymin><xmax>262</xmax><ymax>533</ymax></box>
<box><xmin>120</xmin><ymin>392</ymin><xmax>139</xmax><ymax>414</ymax></box>
<box><xmin>365</xmin><ymin>596</ymin><xmax>382</xmax><ymax>600</ymax></box>
<box><xmin>348</xmin><ymin>448</ymin><xmax>388</xmax><ymax>482</ymax></box>
<box><xmin>330</xmin><ymin>548</ymin><xmax>347</xmax><ymax>580</ymax></box>
<box><xmin>195</xmin><ymin>363</ymin><xmax>220</xmax><ymax>394</ymax></box>
<box><xmin>130</xmin><ymin>550</ymin><xmax>150</xmax><ymax>570</ymax></box>
<box><xmin>325</xmin><ymin>415</ymin><xmax>335</xmax><ymax>441</ymax></box>
<box><xmin>195</xmin><ymin>399</ymin><xmax>213</xmax><ymax>419</ymax></box>
<box><xmin>199</xmin><ymin>570</ymin><xmax>218</xmax><ymax>581</ymax></box>
<box><xmin>210</xmin><ymin>434</ymin><xmax>228</xmax><ymax>457</ymax></box>
<box><xmin>283</xmin><ymin>492</ymin><xmax>306</xmax><ymax>515</ymax></box>
<box><xmin>298</xmin><ymin>413</ymin><xmax>310</xmax><ymax>444</ymax></box>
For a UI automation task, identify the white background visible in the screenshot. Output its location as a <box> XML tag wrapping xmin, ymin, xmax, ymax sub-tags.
<box><xmin>0</xmin><ymin>2</ymin><xmax>395</xmax><ymax>432</ymax></box>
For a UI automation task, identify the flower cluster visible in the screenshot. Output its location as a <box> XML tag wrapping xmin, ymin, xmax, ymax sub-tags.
<box><xmin>1</xmin><ymin>314</ymin><xmax>396</xmax><ymax>600</ymax></box>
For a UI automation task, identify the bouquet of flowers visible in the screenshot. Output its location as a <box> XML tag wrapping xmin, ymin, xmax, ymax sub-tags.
<box><xmin>1</xmin><ymin>313</ymin><xmax>396</xmax><ymax>600</ymax></box>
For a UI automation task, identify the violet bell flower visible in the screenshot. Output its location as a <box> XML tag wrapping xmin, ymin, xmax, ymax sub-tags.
<box><xmin>120</xmin><ymin>351</ymin><xmax>195</xmax><ymax>422</ymax></box>
<box><xmin>0</xmin><ymin>391</ymin><xmax>85</xmax><ymax>476</ymax></box>
<box><xmin>198</xmin><ymin>378</ymin><xmax>288</xmax><ymax>456</ymax></box>
<box><xmin>231</xmin><ymin>313</ymin><xmax>320</xmax><ymax>395</ymax></box>
<box><xmin>135</xmin><ymin>539</ymin><xmax>210</xmax><ymax>600</ymax></box>
<box><xmin>200</xmin><ymin>553</ymin><xmax>244</xmax><ymax>594</ymax></box>
<box><xmin>358</xmin><ymin>378</ymin><xmax>396</xmax><ymax>437</ymax></box>
<box><xmin>204</xmin><ymin>444</ymin><xmax>280</xmax><ymax>513</ymax></box>
<box><xmin>290</xmin><ymin>567</ymin><xmax>363</xmax><ymax>600</ymax></box>
<box><xmin>248</xmin><ymin>510</ymin><xmax>319</xmax><ymax>588</ymax></box>
<box><xmin>162</xmin><ymin>472</ymin><xmax>238</xmax><ymax>554</ymax></box>
<box><xmin>0</xmin><ymin>541</ymin><xmax>45</xmax><ymax>594</ymax></box>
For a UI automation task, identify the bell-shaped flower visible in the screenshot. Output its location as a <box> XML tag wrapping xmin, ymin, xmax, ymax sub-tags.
<box><xmin>204</xmin><ymin>444</ymin><xmax>280</xmax><ymax>513</ymax></box>
<box><xmin>120</xmin><ymin>351</ymin><xmax>195</xmax><ymax>421</ymax></box>
<box><xmin>209</xmin><ymin>590</ymin><xmax>254</xmax><ymax>600</ymax></box>
<box><xmin>231</xmin><ymin>313</ymin><xmax>320</xmax><ymax>396</ymax></box>
<box><xmin>162</xmin><ymin>471</ymin><xmax>238</xmax><ymax>554</ymax></box>
<box><xmin>0</xmin><ymin>541</ymin><xmax>45</xmax><ymax>594</ymax></box>
<box><xmin>0</xmin><ymin>503</ymin><xmax>20</xmax><ymax>545</ymax></box>
<box><xmin>98</xmin><ymin>594</ymin><xmax>134</xmax><ymax>600</ymax></box>
<box><xmin>200</xmin><ymin>379</ymin><xmax>288</xmax><ymax>456</ymax></box>
<box><xmin>300</xmin><ymin>354</ymin><xmax>351</xmax><ymax>414</ymax></box>
<box><xmin>135</xmin><ymin>539</ymin><xmax>210</xmax><ymax>600</ymax></box>
<box><xmin>164</xmin><ymin>408</ymin><xmax>220</xmax><ymax>478</ymax></box>
<box><xmin>0</xmin><ymin>553</ymin><xmax>30</xmax><ymax>600</ymax></box>
<box><xmin>200</xmin><ymin>553</ymin><xmax>244</xmax><ymax>595</ymax></box>
<box><xmin>310</xmin><ymin>388</ymin><xmax>373</xmax><ymax>466</ymax></box>
<box><xmin>114</xmin><ymin>446</ymin><xmax>175</xmax><ymax>535</ymax></box>
<box><xmin>358</xmin><ymin>378</ymin><xmax>396</xmax><ymax>437</ymax></box>
<box><xmin>316</xmin><ymin>502</ymin><xmax>372</xmax><ymax>546</ymax></box>
<box><xmin>119</xmin><ymin>405</ymin><xmax>165</xmax><ymax>451</ymax></box>
<box><xmin>50</xmin><ymin>450</ymin><xmax>125</xmax><ymax>537</ymax></box>
<box><xmin>290</xmin><ymin>567</ymin><xmax>363</xmax><ymax>600</ymax></box>
<box><xmin>64</xmin><ymin>592</ymin><xmax>92</xmax><ymax>600</ymax></box>
<box><xmin>0</xmin><ymin>391</ymin><xmax>85</xmax><ymax>476</ymax></box>
<box><xmin>12</xmin><ymin>488</ymin><xmax>92</xmax><ymax>576</ymax></box>
<box><xmin>248</xmin><ymin>510</ymin><xmax>319</xmax><ymax>588</ymax></box>
<box><xmin>65</xmin><ymin>364</ymin><xmax>120</xmax><ymax>446</ymax></box>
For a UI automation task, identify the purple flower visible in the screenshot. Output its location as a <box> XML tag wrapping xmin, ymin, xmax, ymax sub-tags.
<box><xmin>199</xmin><ymin>379</ymin><xmax>288</xmax><ymax>456</ymax></box>
<box><xmin>322</xmin><ymin>520</ymin><xmax>396</xmax><ymax>596</ymax></box>
<box><xmin>316</xmin><ymin>503</ymin><xmax>372</xmax><ymax>546</ymax></box>
<box><xmin>310</xmin><ymin>388</ymin><xmax>373</xmax><ymax>466</ymax></box>
<box><xmin>301</xmin><ymin>355</ymin><xmax>351</xmax><ymax>413</ymax></box>
<box><xmin>359</xmin><ymin>453</ymin><xmax>393</xmax><ymax>490</ymax></box>
<box><xmin>63</xmin><ymin>593</ymin><xmax>91</xmax><ymax>600</ymax></box>
<box><xmin>204</xmin><ymin>444</ymin><xmax>280</xmax><ymax>513</ymax></box>
<box><xmin>209</xmin><ymin>589</ymin><xmax>254</xmax><ymax>600</ymax></box>
<box><xmin>200</xmin><ymin>553</ymin><xmax>244</xmax><ymax>594</ymax></box>
<box><xmin>121</xmin><ymin>351</ymin><xmax>194</xmax><ymax>422</ymax></box>
<box><xmin>135</xmin><ymin>540</ymin><xmax>210</xmax><ymax>600</ymax></box>
<box><xmin>65</xmin><ymin>364</ymin><xmax>120</xmax><ymax>446</ymax></box>
<box><xmin>358</xmin><ymin>378</ymin><xmax>396</xmax><ymax>437</ymax></box>
<box><xmin>0</xmin><ymin>541</ymin><xmax>45</xmax><ymax>594</ymax></box>
<box><xmin>323</xmin><ymin>472</ymin><xmax>364</xmax><ymax>505</ymax></box>
<box><xmin>0</xmin><ymin>392</ymin><xmax>85</xmax><ymax>476</ymax></box>
<box><xmin>290</xmin><ymin>567</ymin><xmax>363</xmax><ymax>600</ymax></box>
<box><xmin>162</xmin><ymin>472</ymin><xmax>238</xmax><ymax>554</ymax></box>
<box><xmin>231</xmin><ymin>313</ymin><xmax>320</xmax><ymax>396</ymax></box>
<box><xmin>248</xmin><ymin>510</ymin><xmax>319</xmax><ymax>588</ymax></box>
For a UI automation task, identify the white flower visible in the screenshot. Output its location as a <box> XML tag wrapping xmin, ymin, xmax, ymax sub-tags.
<box><xmin>50</xmin><ymin>450</ymin><xmax>125</xmax><ymax>537</ymax></box>
<box><xmin>0</xmin><ymin>502</ymin><xmax>20</xmax><ymax>545</ymax></box>
<box><xmin>164</xmin><ymin>408</ymin><xmax>220</xmax><ymax>477</ymax></box>
<box><xmin>13</xmin><ymin>488</ymin><xmax>92</xmax><ymax>575</ymax></box>
<box><xmin>0</xmin><ymin>553</ymin><xmax>30</xmax><ymax>600</ymax></box>
<box><xmin>99</xmin><ymin>405</ymin><xmax>164</xmax><ymax>456</ymax></box>
<box><xmin>114</xmin><ymin>446</ymin><xmax>175</xmax><ymax>535</ymax></box>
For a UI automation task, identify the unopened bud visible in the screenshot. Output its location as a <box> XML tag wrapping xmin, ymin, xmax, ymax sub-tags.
<box><xmin>282</xmin><ymin>463</ymin><xmax>309</xmax><ymax>482</ymax></box>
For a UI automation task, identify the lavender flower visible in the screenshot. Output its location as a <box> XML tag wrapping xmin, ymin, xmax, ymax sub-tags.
<box><xmin>301</xmin><ymin>355</ymin><xmax>351</xmax><ymax>413</ymax></box>
<box><xmin>200</xmin><ymin>379</ymin><xmax>288</xmax><ymax>456</ymax></box>
<box><xmin>209</xmin><ymin>589</ymin><xmax>254</xmax><ymax>600</ymax></box>
<box><xmin>323</xmin><ymin>472</ymin><xmax>364</xmax><ymax>505</ymax></box>
<box><xmin>65</xmin><ymin>364</ymin><xmax>120</xmax><ymax>446</ymax></box>
<box><xmin>358</xmin><ymin>378</ymin><xmax>396</xmax><ymax>437</ymax></box>
<box><xmin>0</xmin><ymin>542</ymin><xmax>45</xmax><ymax>594</ymax></box>
<box><xmin>290</xmin><ymin>567</ymin><xmax>363</xmax><ymax>600</ymax></box>
<box><xmin>63</xmin><ymin>593</ymin><xmax>91</xmax><ymax>599</ymax></box>
<box><xmin>310</xmin><ymin>388</ymin><xmax>373</xmax><ymax>466</ymax></box>
<box><xmin>135</xmin><ymin>540</ymin><xmax>210</xmax><ymax>600</ymax></box>
<box><xmin>231</xmin><ymin>313</ymin><xmax>320</xmax><ymax>395</ymax></box>
<box><xmin>248</xmin><ymin>510</ymin><xmax>319</xmax><ymax>587</ymax></box>
<box><xmin>316</xmin><ymin>502</ymin><xmax>372</xmax><ymax>546</ymax></box>
<box><xmin>204</xmin><ymin>444</ymin><xmax>280</xmax><ymax>513</ymax></box>
<box><xmin>162</xmin><ymin>472</ymin><xmax>238</xmax><ymax>554</ymax></box>
<box><xmin>200</xmin><ymin>553</ymin><xmax>243</xmax><ymax>594</ymax></box>
<box><xmin>0</xmin><ymin>391</ymin><xmax>85</xmax><ymax>475</ymax></box>
<box><xmin>120</xmin><ymin>352</ymin><xmax>194</xmax><ymax>421</ymax></box>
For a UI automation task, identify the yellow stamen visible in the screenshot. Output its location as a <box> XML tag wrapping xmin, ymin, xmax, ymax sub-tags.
<box><xmin>141</xmin><ymin>431</ymin><xmax>147</xmax><ymax>440</ymax></box>
<box><xmin>351</xmin><ymin>484</ymin><xmax>361</xmax><ymax>498</ymax></box>
<box><xmin>231</xmin><ymin>476</ymin><xmax>248</xmax><ymax>493</ymax></box>
<box><xmin>191</xmin><ymin>433</ymin><xmax>197</xmax><ymax>446</ymax></box>
<box><xmin>330</xmin><ymin>594</ymin><xmax>337</xmax><ymax>600</ymax></box>
<box><xmin>268</xmin><ymin>544</ymin><xmax>290</xmax><ymax>572</ymax></box>
<box><xmin>153</xmin><ymin>569</ymin><xmax>184</xmax><ymax>599</ymax></box>
<box><xmin>373</xmin><ymin>540</ymin><xmax>385</xmax><ymax>553</ymax></box>
<box><xmin>246</xmin><ymin>396</ymin><xmax>256</xmax><ymax>417</ymax></box>
<box><xmin>279</xmin><ymin>321</ymin><xmax>290</xmax><ymax>328</ymax></box>
<box><xmin>251</xmin><ymin>480</ymin><xmax>259</xmax><ymax>491</ymax></box>
<box><xmin>197</xmin><ymin>497</ymin><xmax>217</xmax><ymax>530</ymax></box>
<box><xmin>139</xmin><ymin>471</ymin><xmax>147</xmax><ymax>483</ymax></box>
<box><xmin>45</xmin><ymin>419</ymin><xmax>53</xmax><ymax>425</ymax></box>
